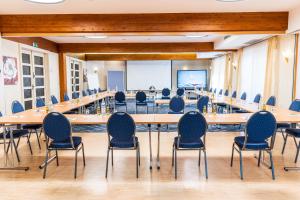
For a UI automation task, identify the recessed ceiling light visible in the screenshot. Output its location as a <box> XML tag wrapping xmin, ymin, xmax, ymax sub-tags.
<box><xmin>25</xmin><ymin>0</ymin><xmax>65</xmax><ymax>4</ymax></box>
<box><xmin>216</xmin><ymin>0</ymin><xmax>244</xmax><ymax>2</ymax></box>
<box><xmin>185</xmin><ymin>35</ymin><xmax>208</xmax><ymax>38</ymax></box>
<box><xmin>84</xmin><ymin>36</ymin><xmax>108</xmax><ymax>39</ymax></box>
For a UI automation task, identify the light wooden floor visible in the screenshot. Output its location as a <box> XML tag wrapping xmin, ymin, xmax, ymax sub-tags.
<box><xmin>1</xmin><ymin>130</ymin><xmax>300</xmax><ymax>200</ymax></box>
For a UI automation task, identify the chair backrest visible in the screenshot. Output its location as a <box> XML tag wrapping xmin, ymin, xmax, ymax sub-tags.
<box><xmin>289</xmin><ymin>99</ymin><xmax>300</xmax><ymax>112</ymax></box>
<box><xmin>209</xmin><ymin>88</ymin><xmax>213</xmax><ymax>93</ymax></box>
<box><xmin>136</xmin><ymin>91</ymin><xmax>147</xmax><ymax>103</ymax></box>
<box><xmin>245</xmin><ymin>111</ymin><xmax>276</xmax><ymax>145</ymax></box>
<box><xmin>51</xmin><ymin>95</ymin><xmax>59</xmax><ymax>104</ymax></box>
<box><xmin>98</xmin><ymin>88</ymin><xmax>102</xmax><ymax>93</ymax></box>
<box><xmin>11</xmin><ymin>100</ymin><xmax>24</xmax><ymax>114</ymax></box>
<box><xmin>176</xmin><ymin>88</ymin><xmax>185</xmax><ymax>97</ymax></box>
<box><xmin>64</xmin><ymin>93</ymin><xmax>70</xmax><ymax>101</ymax></box>
<box><xmin>178</xmin><ymin>111</ymin><xmax>207</xmax><ymax>144</ymax></box>
<box><xmin>219</xmin><ymin>89</ymin><xmax>223</xmax><ymax>95</ymax></box>
<box><xmin>82</xmin><ymin>90</ymin><xmax>87</xmax><ymax>97</ymax></box>
<box><xmin>162</xmin><ymin>88</ymin><xmax>170</xmax><ymax>97</ymax></box>
<box><xmin>0</xmin><ymin>112</ymin><xmax>3</xmax><ymax>117</ymax></box>
<box><xmin>87</xmin><ymin>89</ymin><xmax>92</xmax><ymax>95</ymax></box>
<box><xmin>253</xmin><ymin>94</ymin><xmax>261</xmax><ymax>103</ymax></box>
<box><xmin>224</xmin><ymin>89</ymin><xmax>229</xmax><ymax>96</ymax></box>
<box><xmin>169</xmin><ymin>96</ymin><xmax>185</xmax><ymax>113</ymax></box>
<box><xmin>213</xmin><ymin>88</ymin><xmax>217</xmax><ymax>94</ymax></box>
<box><xmin>232</xmin><ymin>91</ymin><xmax>237</xmax><ymax>98</ymax></box>
<box><xmin>240</xmin><ymin>92</ymin><xmax>247</xmax><ymax>100</ymax></box>
<box><xmin>115</xmin><ymin>91</ymin><xmax>126</xmax><ymax>103</ymax></box>
<box><xmin>94</xmin><ymin>88</ymin><xmax>97</xmax><ymax>94</ymax></box>
<box><xmin>43</xmin><ymin>112</ymin><xmax>72</xmax><ymax>144</ymax></box>
<box><xmin>72</xmin><ymin>92</ymin><xmax>79</xmax><ymax>99</ymax></box>
<box><xmin>266</xmin><ymin>96</ymin><xmax>276</xmax><ymax>106</ymax></box>
<box><xmin>36</xmin><ymin>97</ymin><xmax>45</xmax><ymax>108</ymax></box>
<box><xmin>107</xmin><ymin>112</ymin><xmax>136</xmax><ymax>143</ymax></box>
<box><xmin>197</xmin><ymin>96</ymin><xmax>209</xmax><ymax>113</ymax></box>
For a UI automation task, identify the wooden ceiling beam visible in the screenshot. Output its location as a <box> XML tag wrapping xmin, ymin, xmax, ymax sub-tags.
<box><xmin>0</xmin><ymin>12</ymin><xmax>288</xmax><ymax>34</ymax></box>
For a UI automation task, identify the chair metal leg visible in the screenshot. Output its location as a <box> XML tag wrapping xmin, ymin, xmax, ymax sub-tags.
<box><xmin>136</xmin><ymin>146</ymin><xmax>139</xmax><ymax>178</ymax></box>
<box><xmin>111</xmin><ymin>148</ymin><xmax>114</xmax><ymax>166</ymax></box>
<box><xmin>138</xmin><ymin>145</ymin><xmax>141</xmax><ymax>166</ymax></box>
<box><xmin>258</xmin><ymin>150</ymin><xmax>262</xmax><ymax>167</ymax></box>
<box><xmin>203</xmin><ymin>149</ymin><xmax>208</xmax><ymax>179</ymax></box>
<box><xmin>198</xmin><ymin>150</ymin><xmax>201</xmax><ymax>167</ymax></box>
<box><xmin>12</xmin><ymin>140</ymin><xmax>21</xmax><ymax>162</ymax></box>
<box><xmin>269</xmin><ymin>151</ymin><xmax>275</xmax><ymax>180</ymax></box>
<box><xmin>74</xmin><ymin>149</ymin><xmax>78</xmax><ymax>179</ymax></box>
<box><xmin>294</xmin><ymin>140</ymin><xmax>300</xmax><ymax>163</ymax></box>
<box><xmin>172</xmin><ymin>145</ymin><xmax>174</xmax><ymax>167</ymax></box>
<box><xmin>230</xmin><ymin>143</ymin><xmax>235</xmax><ymax>167</ymax></box>
<box><xmin>239</xmin><ymin>150</ymin><xmax>244</xmax><ymax>180</ymax></box>
<box><xmin>43</xmin><ymin>149</ymin><xmax>49</xmax><ymax>179</ymax></box>
<box><xmin>174</xmin><ymin>149</ymin><xmax>177</xmax><ymax>179</ymax></box>
<box><xmin>35</xmin><ymin>129</ymin><xmax>41</xmax><ymax>150</ymax></box>
<box><xmin>82</xmin><ymin>143</ymin><xmax>86</xmax><ymax>166</ymax></box>
<box><xmin>282</xmin><ymin>133</ymin><xmax>288</xmax><ymax>155</ymax></box>
<box><xmin>26</xmin><ymin>135</ymin><xmax>33</xmax><ymax>155</ymax></box>
<box><xmin>105</xmin><ymin>148</ymin><xmax>110</xmax><ymax>178</ymax></box>
<box><xmin>55</xmin><ymin>150</ymin><xmax>59</xmax><ymax>166</ymax></box>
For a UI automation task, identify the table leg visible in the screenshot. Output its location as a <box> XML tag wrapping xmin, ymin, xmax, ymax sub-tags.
<box><xmin>0</xmin><ymin>126</ymin><xmax>29</xmax><ymax>171</ymax></box>
<box><xmin>156</xmin><ymin>124</ymin><xmax>161</xmax><ymax>170</ymax></box>
<box><xmin>148</xmin><ymin>124</ymin><xmax>153</xmax><ymax>170</ymax></box>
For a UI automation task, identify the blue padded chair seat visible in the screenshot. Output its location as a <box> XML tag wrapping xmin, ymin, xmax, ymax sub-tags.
<box><xmin>234</xmin><ymin>136</ymin><xmax>269</xmax><ymax>150</ymax></box>
<box><xmin>0</xmin><ymin>129</ymin><xmax>28</xmax><ymax>139</ymax></box>
<box><xmin>277</xmin><ymin>123</ymin><xmax>291</xmax><ymax>129</ymax></box>
<box><xmin>23</xmin><ymin>124</ymin><xmax>42</xmax><ymax>129</ymax></box>
<box><xmin>286</xmin><ymin>128</ymin><xmax>300</xmax><ymax>137</ymax></box>
<box><xmin>161</xmin><ymin>97</ymin><xmax>170</xmax><ymax>100</ymax></box>
<box><xmin>115</xmin><ymin>102</ymin><xmax>126</xmax><ymax>106</ymax></box>
<box><xmin>136</xmin><ymin>102</ymin><xmax>147</xmax><ymax>106</ymax></box>
<box><xmin>174</xmin><ymin>136</ymin><xmax>204</xmax><ymax>148</ymax></box>
<box><xmin>168</xmin><ymin>111</ymin><xmax>184</xmax><ymax>114</ymax></box>
<box><xmin>235</xmin><ymin>110</ymin><xmax>250</xmax><ymax>113</ymax></box>
<box><xmin>49</xmin><ymin>136</ymin><xmax>82</xmax><ymax>149</ymax></box>
<box><xmin>216</xmin><ymin>103</ymin><xmax>227</xmax><ymax>107</ymax></box>
<box><xmin>110</xmin><ymin>136</ymin><xmax>138</xmax><ymax>148</ymax></box>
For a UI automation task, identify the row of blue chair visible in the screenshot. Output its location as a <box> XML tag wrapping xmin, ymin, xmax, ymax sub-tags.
<box><xmin>162</xmin><ymin>88</ymin><xmax>185</xmax><ymax>99</ymax></box>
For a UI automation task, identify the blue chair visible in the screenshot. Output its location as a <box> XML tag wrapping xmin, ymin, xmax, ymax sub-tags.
<box><xmin>280</xmin><ymin>99</ymin><xmax>300</xmax><ymax>155</ymax></box>
<box><xmin>106</xmin><ymin>112</ymin><xmax>140</xmax><ymax>178</ymax></box>
<box><xmin>42</xmin><ymin>112</ymin><xmax>85</xmax><ymax>178</ymax></box>
<box><xmin>230</xmin><ymin>110</ymin><xmax>277</xmax><ymax>180</ymax></box>
<box><xmin>253</xmin><ymin>94</ymin><xmax>261</xmax><ymax>104</ymax></box>
<box><xmin>209</xmin><ymin>88</ymin><xmax>213</xmax><ymax>93</ymax></box>
<box><xmin>169</xmin><ymin>96</ymin><xmax>185</xmax><ymax>114</ymax></box>
<box><xmin>82</xmin><ymin>90</ymin><xmax>87</xmax><ymax>97</ymax></box>
<box><xmin>162</xmin><ymin>88</ymin><xmax>171</xmax><ymax>99</ymax></box>
<box><xmin>240</xmin><ymin>92</ymin><xmax>247</xmax><ymax>100</ymax></box>
<box><xmin>197</xmin><ymin>96</ymin><xmax>209</xmax><ymax>113</ymax></box>
<box><xmin>172</xmin><ymin>111</ymin><xmax>208</xmax><ymax>179</ymax></box>
<box><xmin>232</xmin><ymin>91</ymin><xmax>237</xmax><ymax>98</ymax></box>
<box><xmin>36</xmin><ymin>97</ymin><xmax>45</xmax><ymax>108</ymax></box>
<box><xmin>213</xmin><ymin>88</ymin><xmax>217</xmax><ymax>94</ymax></box>
<box><xmin>11</xmin><ymin>100</ymin><xmax>41</xmax><ymax>150</ymax></box>
<box><xmin>219</xmin><ymin>89</ymin><xmax>223</xmax><ymax>96</ymax></box>
<box><xmin>93</xmin><ymin>88</ymin><xmax>97</xmax><ymax>94</ymax></box>
<box><xmin>98</xmin><ymin>88</ymin><xmax>102</xmax><ymax>93</ymax></box>
<box><xmin>176</xmin><ymin>88</ymin><xmax>185</xmax><ymax>97</ymax></box>
<box><xmin>72</xmin><ymin>92</ymin><xmax>79</xmax><ymax>99</ymax></box>
<box><xmin>87</xmin><ymin>89</ymin><xmax>93</xmax><ymax>95</ymax></box>
<box><xmin>51</xmin><ymin>95</ymin><xmax>59</xmax><ymax>104</ymax></box>
<box><xmin>136</xmin><ymin>91</ymin><xmax>148</xmax><ymax>114</ymax></box>
<box><xmin>114</xmin><ymin>91</ymin><xmax>127</xmax><ymax>112</ymax></box>
<box><xmin>266</xmin><ymin>96</ymin><xmax>276</xmax><ymax>106</ymax></box>
<box><xmin>64</xmin><ymin>93</ymin><xmax>70</xmax><ymax>101</ymax></box>
<box><xmin>224</xmin><ymin>89</ymin><xmax>229</xmax><ymax>96</ymax></box>
<box><xmin>0</xmin><ymin>111</ymin><xmax>31</xmax><ymax>162</ymax></box>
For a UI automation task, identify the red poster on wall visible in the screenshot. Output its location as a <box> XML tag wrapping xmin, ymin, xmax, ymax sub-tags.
<box><xmin>3</xmin><ymin>56</ymin><xmax>18</xmax><ymax>85</ymax></box>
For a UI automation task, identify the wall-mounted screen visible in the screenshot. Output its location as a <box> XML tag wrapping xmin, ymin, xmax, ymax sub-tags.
<box><xmin>177</xmin><ymin>70</ymin><xmax>207</xmax><ymax>89</ymax></box>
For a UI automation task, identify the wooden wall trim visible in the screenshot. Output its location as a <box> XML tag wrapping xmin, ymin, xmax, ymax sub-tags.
<box><xmin>0</xmin><ymin>12</ymin><xmax>288</xmax><ymax>34</ymax></box>
<box><xmin>58</xmin><ymin>42</ymin><xmax>216</xmax><ymax>53</ymax></box>
<box><xmin>59</xmin><ymin>52</ymin><xmax>67</xmax><ymax>101</ymax></box>
<box><xmin>2</xmin><ymin>37</ymin><xmax>59</xmax><ymax>53</ymax></box>
<box><xmin>85</xmin><ymin>53</ymin><xmax>200</xmax><ymax>61</ymax></box>
<box><xmin>292</xmin><ymin>33</ymin><xmax>299</xmax><ymax>100</ymax></box>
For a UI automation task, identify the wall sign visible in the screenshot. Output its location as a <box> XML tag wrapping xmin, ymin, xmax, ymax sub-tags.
<box><xmin>3</xmin><ymin>56</ymin><xmax>18</xmax><ymax>85</ymax></box>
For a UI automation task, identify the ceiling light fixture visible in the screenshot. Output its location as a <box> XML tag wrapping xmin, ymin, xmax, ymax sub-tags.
<box><xmin>84</xmin><ymin>36</ymin><xmax>108</xmax><ymax>39</ymax></box>
<box><xmin>25</xmin><ymin>0</ymin><xmax>65</xmax><ymax>4</ymax></box>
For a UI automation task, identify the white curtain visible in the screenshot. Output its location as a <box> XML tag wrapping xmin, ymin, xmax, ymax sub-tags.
<box><xmin>239</xmin><ymin>41</ymin><xmax>268</xmax><ymax>101</ymax></box>
<box><xmin>210</xmin><ymin>56</ymin><xmax>226</xmax><ymax>91</ymax></box>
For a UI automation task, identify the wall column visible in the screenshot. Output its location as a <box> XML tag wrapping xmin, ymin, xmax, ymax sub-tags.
<box><xmin>59</xmin><ymin>52</ymin><xmax>67</xmax><ymax>101</ymax></box>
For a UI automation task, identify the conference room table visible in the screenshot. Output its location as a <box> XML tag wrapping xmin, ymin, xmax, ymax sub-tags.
<box><xmin>1</xmin><ymin>91</ymin><xmax>300</xmax><ymax>171</ymax></box>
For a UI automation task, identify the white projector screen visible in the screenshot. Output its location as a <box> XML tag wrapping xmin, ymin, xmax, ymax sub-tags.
<box><xmin>126</xmin><ymin>60</ymin><xmax>172</xmax><ymax>90</ymax></box>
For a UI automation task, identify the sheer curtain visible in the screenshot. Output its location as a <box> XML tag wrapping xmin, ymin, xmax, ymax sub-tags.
<box><xmin>239</xmin><ymin>41</ymin><xmax>268</xmax><ymax>101</ymax></box>
<box><xmin>210</xmin><ymin>56</ymin><xmax>226</xmax><ymax>91</ymax></box>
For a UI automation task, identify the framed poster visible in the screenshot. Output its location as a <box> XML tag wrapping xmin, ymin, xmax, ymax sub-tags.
<box><xmin>3</xmin><ymin>56</ymin><xmax>18</xmax><ymax>85</ymax></box>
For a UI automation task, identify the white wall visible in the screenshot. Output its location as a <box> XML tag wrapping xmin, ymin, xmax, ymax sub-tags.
<box><xmin>288</xmin><ymin>5</ymin><xmax>300</xmax><ymax>33</ymax></box>
<box><xmin>0</xmin><ymin>38</ymin><xmax>60</xmax><ymax>114</ymax></box>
